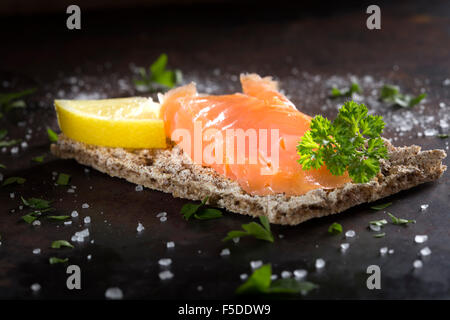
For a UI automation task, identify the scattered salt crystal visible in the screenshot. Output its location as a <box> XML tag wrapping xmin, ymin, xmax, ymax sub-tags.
<box><xmin>159</xmin><ymin>270</ymin><xmax>174</xmax><ymax>280</ymax></box>
<box><xmin>369</xmin><ymin>224</ymin><xmax>381</xmax><ymax>232</ymax></box>
<box><xmin>220</xmin><ymin>248</ymin><xmax>230</xmax><ymax>256</ymax></box>
<box><xmin>415</xmin><ymin>235</ymin><xmax>428</xmax><ymax>244</ymax></box>
<box><xmin>87</xmin><ymin>254</ymin><xmax>92</xmax><ymax>260</ymax></box>
<box><xmin>67</xmin><ymin>188</ymin><xmax>75</xmax><ymax>193</ymax></box>
<box><xmin>197</xmin><ymin>285</ymin><xmax>203</xmax><ymax>291</ymax></box>
<box><xmin>413</xmin><ymin>260</ymin><xmax>423</xmax><ymax>269</ymax></box>
<box><xmin>32</xmin><ymin>220</ymin><xmax>41</xmax><ymax>227</ymax></box>
<box><xmin>278</xmin><ymin>234</ymin><xmax>284</xmax><ymax>239</ymax></box>
<box><xmin>158</xmin><ymin>258</ymin><xmax>172</xmax><ymax>267</ymax></box>
<box><xmin>10</xmin><ymin>193</ymin><xmax>14</xmax><ymax>199</ymax></box>
<box><xmin>315</xmin><ymin>258</ymin><xmax>325</xmax><ymax>270</ymax></box>
<box><xmin>281</xmin><ymin>271</ymin><xmax>292</xmax><ymax>279</ymax></box>
<box><xmin>270</xmin><ymin>274</ymin><xmax>278</xmax><ymax>281</ymax></box>
<box><xmin>420</xmin><ymin>247</ymin><xmax>431</xmax><ymax>256</ymax></box>
<box><xmin>166</xmin><ymin>241</ymin><xmax>175</xmax><ymax>248</ymax></box>
<box><xmin>135</xmin><ymin>185</ymin><xmax>143</xmax><ymax>192</ymax></box>
<box><xmin>30</xmin><ymin>283</ymin><xmax>41</xmax><ymax>292</ymax></box>
<box><xmin>420</xmin><ymin>204</ymin><xmax>429</xmax><ymax>211</ymax></box>
<box><xmin>345</xmin><ymin>230</ymin><xmax>356</xmax><ymax>238</ymax></box>
<box><xmin>84</xmin><ymin>168</ymin><xmax>90</xmax><ymax>174</ymax></box>
<box><xmin>32</xmin><ymin>248</ymin><xmax>41</xmax><ymax>255</ymax></box>
<box><xmin>81</xmin><ymin>203</ymin><xmax>89</xmax><ymax>209</ymax></box>
<box><xmin>388</xmin><ymin>249</ymin><xmax>395</xmax><ymax>255</ymax></box>
<box><xmin>232</xmin><ymin>237</ymin><xmax>240</xmax><ymax>244</ymax></box>
<box><xmin>443</xmin><ymin>78</ymin><xmax>450</xmax><ymax>86</ymax></box>
<box><xmin>84</xmin><ymin>216</ymin><xmax>91</xmax><ymax>224</ymax></box>
<box><xmin>105</xmin><ymin>287</ymin><xmax>123</xmax><ymax>300</ymax></box>
<box><xmin>10</xmin><ymin>147</ymin><xmax>19</xmax><ymax>155</ymax></box>
<box><xmin>156</xmin><ymin>212</ymin><xmax>167</xmax><ymax>218</ymax></box>
<box><xmin>52</xmin><ymin>171</ymin><xmax>58</xmax><ymax>176</ymax></box>
<box><xmin>294</xmin><ymin>269</ymin><xmax>307</xmax><ymax>279</ymax></box>
<box><xmin>71</xmin><ymin>210</ymin><xmax>79</xmax><ymax>217</ymax></box>
<box><xmin>240</xmin><ymin>273</ymin><xmax>248</xmax><ymax>281</ymax></box>
<box><xmin>20</xmin><ymin>141</ymin><xmax>28</xmax><ymax>148</ymax></box>
<box><xmin>136</xmin><ymin>222</ymin><xmax>145</xmax><ymax>232</ymax></box>
<box><xmin>71</xmin><ymin>235</ymin><xmax>77</xmax><ymax>242</ymax></box>
<box><xmin>250</xmin><ymin>260</ymin><xmax>263</xmax><ymax>269</ymax></box>
<box><xmin>160</xmin><ymin>216</ymin><xmax>167</xmax><ymax>222</ymax></box>
<box><xmin>424</xmin><ymin>128</ymin><xmax>438</xmax><ymax>137</ymax></box>
<box><xmin>340</xmin><ymin>243</ymin><xmax>350</xmax><ymax>253</ymax></box>
<box><xmin>64</xmin><ymin>221</ymin><xmax>72</xmax><ymax>226</ymax></box>
<box><xmin>380</xmin><ymin>247</ymin><xmax>388</xmax><ymax>256</ymax></box>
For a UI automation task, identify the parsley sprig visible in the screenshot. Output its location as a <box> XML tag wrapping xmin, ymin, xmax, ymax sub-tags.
<box><xmin>297</xmin><ymin>101</ymin><xmax>388</xmax><ymax>184</ymax></box>
<box><xmin>0</xmin><ymin>88</ymin><xmax>36</xmax><ymax>116</ymax></box>
<box><xmin>380</xmin><ymin>85</ymin><xmax>426</xmax><ymax>108</ymax></box>
<box><xmin>330</xmin><ymin>82</ymin><xmax>361</xmax><ymax>98</ymax></box>
<box><xmin>134</xmin><ymin>54</ymin><xmax>182</xmax><ymax>92</ymax></box>
<box><xmin>223</xmin><ymin>216</ymin><xmax>274</xmax><ymax>243</ymax></box>
<box><xmin>236</xmin><ymin>264</ymin><xmax>317</xmax><ymax>295</ymax></box>
<box><xmin>181</xmin><ymin>197</ymin><xmax>223</xmax><ymax>220</ymax></box>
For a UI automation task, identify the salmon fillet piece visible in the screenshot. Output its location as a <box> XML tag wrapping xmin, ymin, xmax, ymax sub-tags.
<box><xmin>160</xmin><ymin>74</ymin><xmax>351</xmax><ymax>196</ymax></box>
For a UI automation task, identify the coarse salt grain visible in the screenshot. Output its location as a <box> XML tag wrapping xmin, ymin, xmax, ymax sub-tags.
<box><xmin>105</xmin><ymin>287</ymin><xmax>123</xmax><ymax>300</ymax></box>
<box><xmin>294</xmin><ymin>269</ymin><xmax>307</xmax><ymax>279</ymax></box>
<box><xmin>84</xmin><ymin>216</ymin><xmax>91</xmax><ymax>224</ymax></box>
<box><xmin>281</xmin><ymin>271</ymin><xmax>292</xmax><ymax>279</ymax></box>
<box><xmin>380</xmin><ymin>247</ymin><xmax>388</xmax><ymax>255</ymax></box>
<box><xmin>64</xmin><ymin>221</ymin><xmax>72</xmax><ymax>226</ymax></box>
<box><xmin>156</xmin><ymin>212</ymin><xmax>167</xmax><ymax>218</ymax></box>
<box><xmin>340</xmin><ymin>243</ymin><xmax>350</xmax><ymax>253</ymax></box>
<box><xmin>32</xmin><ymin>220</ymin><xmax>41</xmax><ymax>227</ymax></box>
<box><xmin>220</xmin><ymin>248</ymin><xmax>230</xmax><ymax>256</ymax></box>
<box><xmin>388</xmin><ymin>249</ymin><xmax>394</xmax><ymax>255</ymax></box>
<box><xmin>87</xmin><ymin>254</ymin><xmax>92</xmax><ymax>260</ymax></box>
<box><xmin>315</xmin><ymin>258</ymin><xmax>325</xmax><ymax>270</ymax></box>
<box><xmin>369</xmin><ymin>224</ymin><xmax>381</xmax><ymax>232</ymax></box>
<box><xmin>413</xmin><ymin>260</ymin><xmax>423</xmax><ymax>269</ymax></box>
<box><xmin>240</xmin><ymin>273</ymin><xmax>248</xmax><ymax>281</ymax></box>
<box><xmin>345</xmin><ymin>230</ymin><xmax>356</xmax><ymax>238</ymax></box>
<box><xmin>81</xmin><ymin>203</ymin><xmax>89</xmax><ymax>209</ymax></box>
<box><xmin>10</xmin><ymin>193</ymin><xmax>14</xmax><ymax>199</ymax></box>
<box><xmin>158</xmin><ymin>258</ymin><xmax>172</xmax><ymax>267</ymax></box>
<box><xmin>136</xmin><ymin>222</ymin><xmax>145</xmax><ymax>232</ymax></box>
<box><xmin>159</xmin><ymin>270</ymin><xmax>174</xmax><ymax>280</ymax></box>
<box><xmin>32</xmin><ymin>248</ymin><xmax>41</xmax><ymax>255</ymax></box>
<box><xmin>415</xmin><ymin>235</ymin><xmax>428</xmax><ymax>244</ymax></box>
<box><xmin>160</xmin><ymin>216</ymin><xmax>167</xmax><ymax>222</ymax></box>
<box><xmin>420</xmin><ymin>246</ymin><xmax>431</xmax><ymax>256</ymax></box>
<box><xmin>250</xmin><ymin>260</ymin><xmax>263</xmax><ymax>269</ymax></box>
<box><xmin>135</xmin><ymin>185</ymin><xmax>143</xmax><ymax>192</ymax></box>
<box><xmin>270</xmin><ymin>274</ymin><xmax>278</xmax><ymax>281</ymax></box>
<box><xmin>71</xmin><ymin>210</ymin><xmax>79</xmax><ymax>217</ymax></box>
<box><xmin>232</xmin><ymin>237</ymin><xmax>240</xmax><ymax>244</ymax></box>
<box><xmin>420</xmin><ymin>204</ymin><xmax>429</xmax><ymax>211</ymax></box>
<box><xmin>30</xmin><ymin>283</ymin><xmax>41</xmax><ymax>292</ymax></box>
<box><xmin>166</xmin><ymin>241</ymin><xmax>175</xmax><ymax>248</ymax></box>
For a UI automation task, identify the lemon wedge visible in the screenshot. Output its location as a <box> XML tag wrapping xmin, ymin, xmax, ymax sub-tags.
<box><xmin>54</xmin><ymin>97</ymin><xmax>166</xmax><ymax>149</ymax></box>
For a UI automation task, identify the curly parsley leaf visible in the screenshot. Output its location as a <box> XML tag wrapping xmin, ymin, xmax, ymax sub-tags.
<box><xmin>0</xmin><ymin>88</ymin><xmax>36</xmax><ymax>113</ymax></box>
<box><xmin>370</xmin><ymin>202</ymin><xmax>392</xmax><ymax>210</ymax></box>
<box><xmin>51</xmin><ymin>240</ymin><xmax>74</xmax><ymax>249</ymax></box>
<box><xmin>330</xmin><ymin>82</ymin><xmax>361</xmax><ymax>98</ymax></box>
<box><xmin>328</xmin><ymin>222</ymin><xmax>343</xmax><ymax>235</ymax></box>
<box><xmin>56</xmin><ymin>173</ymin><xmax>71</xmax><ymax>186</ymax></box>
<box><xmin>32</xmin><ymin>155</ymin><xmax>45</xmax><ymax>163</ymax></box>
<box><xmin>236</xmin><ymin>264</ymin><xmax>317</xmax><ymax>295</ymax></box>
<box><xmin>387</xmin><ymin>212</ymin><xmax>416</xmax><ymax>225</ymax></box>
<box><xmin>181</xmin><ymin>197</ymin><xmax>223</xmax><ymax>220</ymax></box>
<box><xmin>21</xmin><ymin>196</ymin><xmax>52</xmax><ymax>210</ymax></box>
<box><xmin>2</xmin><ymin>176</ymin><xmax>26</xmax><ymax>186</ymax></box>
<box><xmin>297</xmin><ymin>101</ymin><xmax>388</xmax><ymax>184</ymax></box>
<box><xmin>380</xmin><ymin>85</ymin><xmax>426</xmax><ymax>107</ymax></box>
<box><xmin>49</xmin><ymin>257</ymin><xmax>69</xmax><ymax>264</ymax></box>
<box><xmin>223</xmin><ymin>216</ymin><xmax>273</xmax><ymax>243</ymax></box>
<box><xmin>47</xmin><ymin>128</ymin><xmax>58</xmax><ymax>142</ymax></box>
<box><xmin>133</xmin><ymin>54</ymin><xmax>182</xmax><ymax>92</ymax></box>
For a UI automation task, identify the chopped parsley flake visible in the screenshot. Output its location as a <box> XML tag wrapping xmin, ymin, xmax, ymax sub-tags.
<box><xmin>56</xmin><ymin>173</ymin><xmax>71</xmax><ymax>186</ymax></box>
<box><xmin>223</xmin><ymin>216</ymin><xmax>274</xmax><ymax>243</ymax></box>
<box><xmin>328</xmin><ymin>222</ymin><xmax>343</xmax><ymax>235</ymax></box>
<box><xmin>380</xmin><ymin>84</ymin><xmax>426</xmax><ymax>107</ymax></box>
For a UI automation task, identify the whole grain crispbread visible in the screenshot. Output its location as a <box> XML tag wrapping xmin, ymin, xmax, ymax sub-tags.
<box><xmin>51</xmin><ymin>134</ymin><xmax>446</xmax><ymax>225</ymax></box>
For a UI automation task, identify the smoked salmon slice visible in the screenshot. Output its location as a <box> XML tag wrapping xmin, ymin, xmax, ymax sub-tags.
<box><xmin>160</xmin><ymin>74</ymin><xmax>350</xmax><ymax>196</ymax></box>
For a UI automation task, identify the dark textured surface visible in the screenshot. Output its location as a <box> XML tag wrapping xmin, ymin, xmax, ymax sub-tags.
<box><xmin>0</xmin><ymin>1</ymin><xmax>449</xmax><ymax>299</ymax></box>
